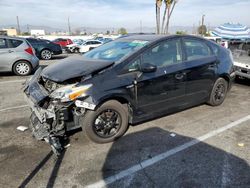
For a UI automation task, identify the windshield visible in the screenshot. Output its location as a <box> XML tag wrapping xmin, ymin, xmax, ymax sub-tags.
<box><xmin>83</xmin><ymin>40</ymin><xmax>148</xmax><ymax>61</ymax></box>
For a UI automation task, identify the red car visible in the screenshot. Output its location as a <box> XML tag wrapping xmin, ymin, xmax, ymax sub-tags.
<box><xmin>53</xmin><ymin>38</ymin><xmax>73</xmax><ymax>48</ymax></box>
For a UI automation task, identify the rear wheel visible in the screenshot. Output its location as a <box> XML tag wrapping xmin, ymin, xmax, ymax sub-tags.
<box><xmin>13</xmin><ymin>61</ymin><xmax>32</xmax><ymax>76</ymax></box>
<box><xmin>40</xmin><ymin>49</ymin><xmax>52</xmax><ymax>60</ymax></box>
<box><xmin>208</xmin><ymin>78</ymin><xmax>228</xmax><ymax>106</ymax></box>
<box><xmin>82</xmin><ymin>100</ymin><xmax>129</xmax><ymax>143</ymax></box>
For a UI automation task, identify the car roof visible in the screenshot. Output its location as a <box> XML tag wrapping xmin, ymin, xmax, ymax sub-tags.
<box><xmin>0</xmin><ymin>35</ymin><xmax>26</xmax><ymax>41</ymax></box>
<box><xmin>118</xmin><ymin>34</ymin><xmax>209</xmax><ymax>43</ymax></box>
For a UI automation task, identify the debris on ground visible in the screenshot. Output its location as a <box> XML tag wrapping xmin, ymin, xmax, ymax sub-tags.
<box><xmin>237</xmin><ymin>143</ymin><xmax>245</xmax><ymax>147</ymax></box>
<box><xmin>16</xmin><ymin>126</ymin><xmax>29</xmax><ymax>132</ymax></box>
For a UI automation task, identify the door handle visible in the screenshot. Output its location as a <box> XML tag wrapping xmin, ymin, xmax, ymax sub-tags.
<box><xmin>8</xmin><ymin>50</ymin><xmax>14</xmax><ymax>53</ymax></box>
<box><xmin>209</xmin><ymin>63</ymin><xmax>217</xmax><ymax>68</ymax></box>
<box><xmin>175</xmin><ymin>73</ymin><xmax>185</xmax><ymax>80</ymax></box>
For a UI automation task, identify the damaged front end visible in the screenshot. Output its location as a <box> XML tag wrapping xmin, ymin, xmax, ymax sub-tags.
<box><xmin>24</xmin><ymin>68</ymin><xmax>91</xmax><ymax>155</ymax></box>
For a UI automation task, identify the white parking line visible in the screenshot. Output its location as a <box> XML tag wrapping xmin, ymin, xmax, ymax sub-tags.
<box><xmin>0</xmin><ymin>79</ymin><xmax>27</xmax><ymax>84</ymax></box>
<box><xmin>86</xmin><ymin>115</ymin><xmax>250</xmax><ymax>188</ymax></box>
<box><xmin>0</xmin><ymin>105</ymin><xmax>29</xmax><ymax>112</ymax></box>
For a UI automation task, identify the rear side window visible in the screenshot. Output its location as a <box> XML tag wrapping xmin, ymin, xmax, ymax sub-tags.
<box><xmin>210</xmin><ymin>43</ymin><xmax>220</xmax><ymax>56</ymax></box>
<box><xmin>184</xmin><ymin>38</ymin><xmax>211</xmax><ymax>60</ymax></box>
<box><xmin>9</xmin><ymin>39</ymin><xmax>23</xmax><ymax>48</ymax></box>
<box><xmin>0</xmin><ymin>38</ymin><xmax>8</xmax><ymax>49</ymax></box>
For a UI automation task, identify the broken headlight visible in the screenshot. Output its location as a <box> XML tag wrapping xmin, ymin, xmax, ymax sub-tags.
<box><xmin>50</xmin><ymin>84</ymin><xmax>92</xmax><ymax>102</ymax></box>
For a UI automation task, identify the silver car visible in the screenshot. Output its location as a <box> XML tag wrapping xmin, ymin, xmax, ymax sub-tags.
<box><xmin>0</xmin><ymin>36</ymin><xmax>39</xmax><ymax>76</ymax></box>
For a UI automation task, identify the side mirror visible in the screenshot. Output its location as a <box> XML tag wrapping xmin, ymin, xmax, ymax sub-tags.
<box><xmin>141</xmin><ymin>63</ymin><xmax>157</xmax><ymax>73</ymax></box>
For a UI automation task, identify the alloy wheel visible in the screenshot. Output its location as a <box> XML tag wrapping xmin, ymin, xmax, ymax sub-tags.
<box><xmin>93</xmin><ymin>109</ymin><xmax>122</xmax><ymax>138</ymax></box>
<box><xmin>214</xmin><ymin>82</ymin><xmax>226</xmax><ymax>102</ymax></box>
<box><xmin>41</xmin><ymin>50</ymin><xmax>52</xmax><ymax>60</ymax></box>
<box><xmin>16</xmin><ymin>62</ymin><xmax>30</xmax><ymax>75</ymax></box>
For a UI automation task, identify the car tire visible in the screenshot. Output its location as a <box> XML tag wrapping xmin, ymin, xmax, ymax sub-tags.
<box><xmin>82</xmin><ymin>100</ymin><xmax>129</xmax><ymax>143</ymax></box>
<box><xmin>207</xmin><ymin>78</ymin><xmax>228</xmax><ymax>106</ymax></box>
<box><xmin>40</xmin><ymin>49</ymin><xmax>52</xmax><ymax>60</ymax></box>
<box><xmin>13</xmin><ymin>60</ymin><xmax>32</xmax><ymax>76</ymax></box>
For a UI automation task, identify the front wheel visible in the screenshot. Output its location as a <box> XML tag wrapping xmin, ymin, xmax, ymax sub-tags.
<box><xmin>82</xmin><ymin>100</ymin><xmax>129</xmax><ymax>143</ymax></box>
<box><xmin>207</xmin><ymin>78</ymin><xmax>228</xmax><ymax>106</ymax></box>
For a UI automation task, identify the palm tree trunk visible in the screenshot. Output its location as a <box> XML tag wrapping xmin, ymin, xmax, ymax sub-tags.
<box><xmin>164</xmin><ymin>2</ymin><xmax>177</xmax><ymax>34</ymax></box>
<box><xmin>161</xmin><ymin>4</ymin><xmax>167</xmax><ymax>34</ymax></box>
<box><xmin>156</xmin><ymin>3</ymin><xmax>160</xmax><ymax>34</ymax></box>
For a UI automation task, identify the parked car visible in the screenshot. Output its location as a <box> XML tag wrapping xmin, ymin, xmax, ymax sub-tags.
<box><xmin>52</xmin><ymin>38</ymin><xmax>73</xmax><ymax>48</ymax></box>
<box><xmin>24</xmin><ymin>35</ymin><xmax>235</xmax><ymax>154</ymax></box>
<box><xmin>79</xmin><ymin>40</ymin><xmax>103</xmax><ymax>53</ymax></box>
<box><xmin>26</xmin><ymin>38</ymin><xmax>62</xmax><ymax>60</ymax></box>
<box><xmin>65</xmin><ymin>39</ymin><xmax>85</xmax><ymax>53</ymax></box>
<box><xmin>233</xmin><ymin>49</ymin><xmax>250</xmax><ymax>80</ymax></box>
<box><xmin>0</xmin><ymin>36</ymin><xmax>39</xmax><ymax>76</ymax></box>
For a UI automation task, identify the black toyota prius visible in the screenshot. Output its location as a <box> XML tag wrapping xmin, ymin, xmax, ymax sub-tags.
<box><xmin>24</xmin><ymin>35</ymin><xmax>235</xmax><ymax>154</ymax></box>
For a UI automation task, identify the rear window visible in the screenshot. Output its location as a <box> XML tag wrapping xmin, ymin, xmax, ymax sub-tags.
<box><xmin>184</xmin><ymin>38</ymin><xmax>211</xmax><ymax>60</ymax></box>
<box><xmin>9</xmin><ymin>39</ymin><xmax>23</xmax><ymax>48</ymax></box>
<box><xmin>0</xmin><ymin>38</ymin><xmax>8</xmax><ymax>49</ymax></box>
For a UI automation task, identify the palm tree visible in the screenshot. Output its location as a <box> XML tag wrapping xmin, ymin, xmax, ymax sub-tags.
<box><xmin>163</xmin><ymin>0</ymin><xmax>178</xmax><ymax>34</ymax></box>
<box><xmin>155</xmin><ymin>0</ymin><xmax>163</xmax><ymax>34</ymax></box>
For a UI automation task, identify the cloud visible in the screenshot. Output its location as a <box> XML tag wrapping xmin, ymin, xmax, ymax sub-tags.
<box><xmin>0</xmin><ymin>0</ymin><xmax>249</xmax><ymax>30</ymax></box>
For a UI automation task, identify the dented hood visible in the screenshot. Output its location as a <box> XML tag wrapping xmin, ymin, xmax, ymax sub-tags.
<box><xmin>41</xmin><ymin>56</ymin><xmax>114</xmax><ymax>82</ymax></box>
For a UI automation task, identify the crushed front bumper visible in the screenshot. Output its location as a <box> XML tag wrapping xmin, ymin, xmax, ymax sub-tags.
<box><xmin>24</xmin><ymin>68</ymin><xmax>69</xmax><ymax>155</ymax></box>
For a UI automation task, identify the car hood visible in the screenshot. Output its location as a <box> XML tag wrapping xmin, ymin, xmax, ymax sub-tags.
<box><xmin>41</xmin><ymin>56</ymin><xmax>114</xmax><ymax>82</ymax></box>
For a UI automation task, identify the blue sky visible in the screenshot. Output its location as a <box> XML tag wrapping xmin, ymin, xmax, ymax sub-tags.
<box><xmin>0</xmin><ymin>0</ymin><xmax>249</xmax><ymax>30</ymax></box>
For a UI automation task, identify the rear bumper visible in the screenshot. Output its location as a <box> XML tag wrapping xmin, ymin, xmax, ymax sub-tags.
<box><xmin>30</xmin><ymin>55</ymin><xmax>39</xmax><ymax>69</ymax></box>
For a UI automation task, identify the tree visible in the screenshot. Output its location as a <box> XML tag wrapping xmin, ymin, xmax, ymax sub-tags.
<box><xmin>106</xmin><ymin>30</ymin><xmax>110</xmax><ymax>35</ymax></box>
<box><xmin>163</xmin><ymin>0</ymin><xmax>178</xmax><ymax>34</ymax></box>
<box><xmin>176</xmin><ymin>30</ymin><xmax>186</xmax><ymax>35</ymax></box>
<box><xmin>118</xmin><ymin>28</ymin><xmax>127</xmax><ymax>35</ymax></box>
<box><xmin>156</xmin><ymin>0</ymin><xmax>178</xmax><ymax>34</ymax></box>
<box><xmin>155</xmin><ymin>0</ymin><xmax>163</xmax><ymax>34</ymax></box>
<box><xmin>198</xmin><ymin>25</ymin><xmax>207</xmax><ymax>36</ymax></box>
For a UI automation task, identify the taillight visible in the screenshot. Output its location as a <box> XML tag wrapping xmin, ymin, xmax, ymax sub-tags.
<box><xmin>25</xmin><ymin>47</ymin><xmax>34</xmax><ymax>56</ymax></box>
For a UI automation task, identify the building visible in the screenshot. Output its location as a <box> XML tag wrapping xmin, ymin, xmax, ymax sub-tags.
<box><xmin>2</xmin><ymin>28</ymin><xmax>17</xmax><ymax>36</ymax></box>
<box><xmin>30</xmin><ymin>29</ymin><xmax>45</xmax><ymax>36</ymax></box>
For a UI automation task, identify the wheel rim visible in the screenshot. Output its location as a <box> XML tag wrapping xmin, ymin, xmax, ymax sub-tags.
<box><xmin>16</xmin><ymin>62</ymin><xmax>30</xmax><ymax>75</ymax></box>
<box><xmin>93</xmin><ymin>109</ymin><xmax>122</xmax><ymax>138</ymax></box>
<box><xmin>41</xmin><ymin>50</ymin><xmax>51</xmax><ymax>59</ymax></box>
<box><xmin>214</xmin><ymin>82</ymin><xmax>226</xmax><ymax>102</ymax></box>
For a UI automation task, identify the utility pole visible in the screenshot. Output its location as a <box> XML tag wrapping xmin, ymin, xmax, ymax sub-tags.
<box><xmin>140</xmin><ymin>20</ymin><xmax>142</xmax><ymax>33</ymax></box>
<box><xmin>16</xmin><ymin>16</ymin><xmax>21</xmax><ymax>35</ymax></box>
<box><xmin>68</xmin><ymin>16</ymin><xmax>71</xmax><ymax>35</ymax></box>
<box><xmin>201</xmin><ymin>14</ymin><xmax>205</xmax><ymax>36</ymax></box>
<box><xmin>27</xmin><ymin>24</ymin><xmax>30</xmax><ymax>33</ymax></box>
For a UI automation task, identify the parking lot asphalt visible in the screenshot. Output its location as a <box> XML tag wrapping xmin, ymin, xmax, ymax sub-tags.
<box><xmin>0</xmin><ymin>54</ymin><xmax>250</xmax><ymax>188</ymax></box>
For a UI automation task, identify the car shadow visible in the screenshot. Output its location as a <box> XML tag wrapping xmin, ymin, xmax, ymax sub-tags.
<box><xmin>100</xmin><ymin>127</ymin><xmax>250</xmax><ymax>187</ymax></box>
<box><xmin>50</xmin><ymin>54</ymin><xmax>69</xmax><ymax>60</ymax></box>
<box><xmin>234</xmin><ymin>78</ymin><xmax>250</xmax><ymax>86</ymax></box>
<box><xmin>18</xmin><ymin>138</ymin><xmax>69</xmax><ymax>188</ymax></box>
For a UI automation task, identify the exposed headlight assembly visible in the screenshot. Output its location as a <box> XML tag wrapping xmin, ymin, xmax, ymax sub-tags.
<box><xmin>50</xmin><ymin>84</ymin><xmax>92</xmax><ymax>102</ymax></box>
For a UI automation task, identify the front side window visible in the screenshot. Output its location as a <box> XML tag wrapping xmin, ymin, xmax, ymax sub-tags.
<box><xmin>123</xmin><ymin>58</ymin><xmax>141</xmax><ymax>73</ymax></box>
<box><xmin>0</xmin><ymin>38</ymin><xmax>8</xmax><ymax>49</ymax></box>
<box><xmin>141</xmin><ymin>38</ymin><xmax>183</xmax><ymax>68</ymax></box>
<box><xmin>184</xmin><ymin>38</ymin><xmax>211</xmax><ymax>60</ymax></box>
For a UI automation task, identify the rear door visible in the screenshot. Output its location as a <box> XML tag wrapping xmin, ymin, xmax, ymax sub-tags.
<box><xmin>182</xmin><ymin>37</ymin><xmax>217</xmax><ymax>104</ymax></box>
